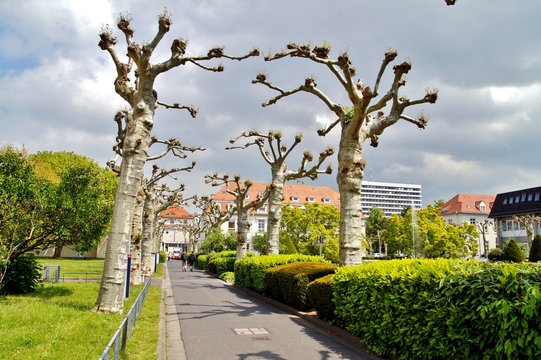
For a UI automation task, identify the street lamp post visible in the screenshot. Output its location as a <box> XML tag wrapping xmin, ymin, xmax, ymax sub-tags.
<box><xmin>317</xmin><ymin>234</ymin><xmax>325</xmax><ymax>257</ymax></box>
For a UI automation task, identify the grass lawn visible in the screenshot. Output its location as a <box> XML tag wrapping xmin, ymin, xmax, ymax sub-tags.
<box><xmin>37</xmin><ymin>258</ymin><xmax>104</xmax><ymax>279</ymax></box>
<box><xmin>1</xmin><ymin>263</ymin><xmax>164</xmax><ymax>360</ymax></box>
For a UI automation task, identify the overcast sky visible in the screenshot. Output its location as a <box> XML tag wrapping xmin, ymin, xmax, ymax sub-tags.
<box><xmin>1</xmin><ymin>0</ymin><xmax>540</xmax><ymax>206</ymax></box>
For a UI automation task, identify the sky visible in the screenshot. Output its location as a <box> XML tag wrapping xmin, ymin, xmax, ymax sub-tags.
<box><xmin>1</xmin><ymin>0</ymin><xmax>540</xmax><ymax>207</ymax></box>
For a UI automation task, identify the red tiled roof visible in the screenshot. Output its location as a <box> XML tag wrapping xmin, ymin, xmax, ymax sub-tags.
<box><xmin>159</xmin><ymin>203</ymin><xmax>194</xmax><ymax>219</ymax></box>
<box><xmin>441</xmin><ymin>193</ymin><xmax>495</xmax><ymax>216</ymax></box>
<box><xmin>211</xmin><ymin>182</ymin><xmax>340</xmax><ymax>210</ymax></box>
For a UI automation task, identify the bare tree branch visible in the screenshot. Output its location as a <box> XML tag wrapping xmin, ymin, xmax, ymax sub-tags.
<box><xmin>156</xmin><ymin>101</ymin><xmax>198</xmax><ymax>118</ymax></box>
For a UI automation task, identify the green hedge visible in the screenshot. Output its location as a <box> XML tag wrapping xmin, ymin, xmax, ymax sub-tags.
<box><xmin>333</xmin><ymin>259</ymin><xmax>541</xmax><ymax>359</ymax></box>
<box><xmin>307</xmin><ymin>274</ymin><xmax>337</xmax><ymax>323</ymax></box>
<box><xmin>209</xmin><ymin>257</ymin><xmax>237</xmax><ymax>276</ymax></box>
<box><xmin>265</xmin><ymin>262</ymin><xmax>336</xmax><ymax>311</ymax></box>
<box><xmin>195</xmin><ymin>254</ymin><xmax>208</xmax><ymax>270</ymax></box>
<box><xmin>234</xmin><ymin>254</ymin><xmax>326</xmax><ymax>293</ymax></box>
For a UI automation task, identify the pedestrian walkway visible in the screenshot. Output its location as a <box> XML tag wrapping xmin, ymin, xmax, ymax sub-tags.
<box><xmin>161</xmin><ymin>262</ymin><xmax>381</xmax><ymax>360</ymax></box>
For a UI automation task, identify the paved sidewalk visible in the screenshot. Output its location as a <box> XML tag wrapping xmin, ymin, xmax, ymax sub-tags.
<box><xmin>160</xmin><ymin>262</ymin><xmax>381</xmax><ymax>360</ymax></box>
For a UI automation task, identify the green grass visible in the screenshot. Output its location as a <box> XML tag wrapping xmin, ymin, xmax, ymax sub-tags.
<box><xmin>37</xmin><ymin>258</ymin><xmax>104</xmax><ymax>279</ymax></box>
<box><xmin>1</xmin><ymin>263</ymin><xmax>164</xmax><ymax>360</ymax></box>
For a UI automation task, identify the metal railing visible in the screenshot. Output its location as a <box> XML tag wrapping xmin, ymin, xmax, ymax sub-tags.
<box><xmin>98</xmin><ymin>277</ymin><xmax>151</xmax><ymax>360</ymax></box>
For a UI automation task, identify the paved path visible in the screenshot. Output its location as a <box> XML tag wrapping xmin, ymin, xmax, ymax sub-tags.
<box><xmin>163</xmin><ymin>262</ymin><xmax>381</xmax><ymax>360</ymax></box>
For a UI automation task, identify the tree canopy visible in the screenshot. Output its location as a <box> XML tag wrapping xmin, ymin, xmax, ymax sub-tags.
<box><xmin>280</xmin><ymin>203</ymin><xmax>339</xmax><ymax>262</ymax></box>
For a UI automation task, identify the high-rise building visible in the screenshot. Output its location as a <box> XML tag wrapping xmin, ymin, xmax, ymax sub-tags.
<box><xmin>361</xmin><ymin>180</ymin><xmax>422</xmax><ymax>217</ymax></box>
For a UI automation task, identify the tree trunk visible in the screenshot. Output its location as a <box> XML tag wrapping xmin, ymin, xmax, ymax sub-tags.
<box><xmin>236</xmin><ymin>210</ymin><xmax>250</xmax><ymax>259</ymax></box>
<box><xmin>130</xmin><ymin>190</ymin><xmax>144</xmax><ymax>286</ymax></box>
<box><xmin>96</xmin><ymin>101</ymin><xmax>153</xmax><ymax>313</ymax></box>
<box><xmin>336</xmin><ymin>131</ymin><xmax>365</xmax><ymax>266</ymax></box>
<box><xmin>53</xmin><ymin>246</ymin><xmax>63</xmax><ymax>258</ymax></box>
<box><xmin>140</xmin><ymin>185</ymin><xmax>156</xmax><ymax>277</ymax></box>
<box><xmin>267</xmin><ymin>166</ymin><xmax>286</xmax><ymax>254</ymax></box>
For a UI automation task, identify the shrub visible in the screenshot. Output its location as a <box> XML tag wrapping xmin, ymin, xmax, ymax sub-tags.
<box><xmin>529</xmin><ymin>235</ymin><xmax>541</xmax><ymax>262</ymax></box>
<box><xmin>209</xmin><ymin>257</ymin><xmax>236</xmax><ymax>276</ymax></box>
<box><xmin>265</xmin><ymin>262</ymin><xmax>336</xmax><ymax>311</ymax></box>
<box><xmin>333</xmin><ymin>259</ymin><xmax>541</xmax><ymax>359</ymax></box>
<box><xmin>219</xmin><ymin>271</ymin><xmax>235</xmax><ymax>283</ymax></box>
<box><xmin>307</xmin><ymin>274</ymin><xmax>338</xmax><ymax>324</ymax></box>
<box><xmin>487</xmin><ymin>248</ymin><xmax>503</xmax><ymax>261</ymax></box>
<box><xmin>234</xmin><ymin>254</ymin><xmax>326</xmax><ymax>293</ymax></box>
<box><xmin>0</xmin><ymin>254</ymin><xmax>42</xmax><ymax>295</ymax></box>
<box><xmin>503</xmin><ymin>239</ymin><xmax>525</xmax><ymax>263</ymax></box>
<box><xmin>159</xmin><ymin>251</ymin><xmax>167</xmax><ymax>263</ymax></box>
<box><xmin>196</xmin><ymin>254</ymin><xmax>208</xmax><ymax>270</ymax></box>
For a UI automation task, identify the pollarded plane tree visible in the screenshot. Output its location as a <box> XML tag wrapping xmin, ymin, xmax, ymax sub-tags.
<box><xmin>253</xmin><ymin>45</ymin><xmax>438</xmax><ymax>266</ymax></box>
<box><xmin>205</xmin><ymin>174</ymin><xmax>270</xmax><ymax>259</ymax></box>
<box><xmin>226</xmin><ymin>130</ymin><xmax>333</xmax><ymax>254</ymax></box>
<box><xmin>190</xmin><ymin>194</ymin><xmax>236</xmax><ymax>233</ymax></box>
<box><xmin>97</xmin><ymin>11</ymin><xmax>258</xmax><ymax>312</ymax></box>
<box><xmin>109</xmin><ymin>110</ymin><xmax>202</xmax><ymax>284</ymax></box>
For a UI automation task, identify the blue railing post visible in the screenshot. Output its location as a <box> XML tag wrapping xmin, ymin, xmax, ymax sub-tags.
<box><xmin>125</xmin><ymin>254</ymin><xmax>131</xmax><ymax>299</ymax></box>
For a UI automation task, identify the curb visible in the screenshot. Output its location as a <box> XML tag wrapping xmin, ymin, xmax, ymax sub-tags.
<box><xmin>159</xmin><ymin>263</ymin><xmax>187</xmax><ymax>360</ymax></box>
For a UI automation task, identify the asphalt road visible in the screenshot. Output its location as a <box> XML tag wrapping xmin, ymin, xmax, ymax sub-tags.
<box><xmin>167</xmin><ymin>262</ymin><xmax>382</xmax><ymax>360</ymax></box>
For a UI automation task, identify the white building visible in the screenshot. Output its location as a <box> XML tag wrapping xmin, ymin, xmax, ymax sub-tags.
<box><xmin>361</xmin><ymin>180</ymin><xmax>422</xmax><ymax>217</ymax></box>
<box><xmin>440</xmin><ymin>193</ymin><xmax>497</xmax><ymax>257</ymax></box>
<box><xmin>160</xmin><ymin>204</ymin><xmax>194</xmax><ymax>253</ymax></box>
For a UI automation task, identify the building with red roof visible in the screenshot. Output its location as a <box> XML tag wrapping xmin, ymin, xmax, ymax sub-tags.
<box><xmin>210</xmin><ymin>182</ymin><xmax>347</xmax><ymax>250</ymax></box>
<box><xmin>441</xmin><ymin>193</ymin><xmax>496</xmax><ymax>257</ymax></box>
<box><xmin>160</xmin><ymin>203</ymin><xmax>194</xmax><ymax>253</ymax></box>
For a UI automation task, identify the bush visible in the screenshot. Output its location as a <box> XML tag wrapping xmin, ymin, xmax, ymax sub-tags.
<box><xmin>208</xmin><ymin>257</ymin><xmax>236</xmax><ymax>276</ymax></box>
<box><xmin>266</xmin><ymin>262</ymin><xmax>336</xmax><ymax>311</ymax></box>
<box><xmin>487</xmin><ymin>248</ymin><xmax>503</xmax><ymax>261</ymax></box>
<box><xmin>196</xmin><ymin>254</ymin><xmax>208</xmax><ymax>270</ymax></box>
<box><xmin>503</xmin><ymin>239</ymin><xmax>525</xmax><ymax>263</ymax></box>
<box><xmin>234</xmin><ymin>254</ymin><xmax>326</xmax><ymax>293</ymax></box>
<box><xmin>219</xmin><ymin>271</ymin><xmax>235</xmax><ymax>283</ymax></box>
<box><xmin>333</xmin><ymin>259</ymin><xmax>541</xmax><ymax>359</ymax></box>
<box><xmin>0</xmin><ymin>254</ymin><xmax>42</xmax><ymax>295</ymax></box>
<box><xmin>159</xmin><ymin>251</ymin><xmax>167</xmax><ymax>263</ymax></box>
<box><xmin>529</xmin><ymin>235</ymin><xmax>541</xmax><ymax>262</ymax></box>
<box><xmin>307</xmin><ymin>274</ymin><xmax>338</xmax><ymax>323</ymax></box>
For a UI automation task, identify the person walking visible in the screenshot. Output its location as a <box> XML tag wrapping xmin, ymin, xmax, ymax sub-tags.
<box><xmin>188</xmin><ymin>252</ymin><xmax>196</xmax><ymax>271</ymax></box>
<box><xmin>180</xmin><ymin>252</ymin><xmax>188</xmax><ymax>271</ymax></box>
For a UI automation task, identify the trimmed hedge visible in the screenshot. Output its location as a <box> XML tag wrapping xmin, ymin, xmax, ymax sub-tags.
<box><xmin>307</xmin><ymin>274</ymin><xmax>337</xmax><ymax>323</ymax></box>
<box><xmin>209</xmin><ymin>257</ymin><xmax>236</xmax><ymax>276</ymax></box>
<box><xmin>529</xmin><ymin>235</ymin><xmax>541</xmax><ymax>262</ymax></box>
<box><xmin>333</xmin><ymin>259</ymin><xmax>541</xmax><ymax>359</ymax></box>
<box><xmin>265</xmin><ymin>262</ymin><xmax>336</xmax><ymax>311</ymax></box>
<box><xmin>503</xmin><ymin>239</ymin><xmax>525</xmax><ymax>263</ymax></box>
<box><xmin>234</xmin><ymin>254</ymin><xmax>326</xmax><ymax>293</ymax></box>
<box><xmin>195</xmin><ymin>254</ymin><xmax>208</xmax><ymax>270</ymax></box>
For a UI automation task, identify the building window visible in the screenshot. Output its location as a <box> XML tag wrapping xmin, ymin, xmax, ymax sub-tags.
<box><xmin>479</xmin><ymin>203</ymin><xmax>486</xmax><ymax>212</ymax></box>
<box><xmin>170</xmin><ymin>220</ymin><xmax>174</xmax><ymax>224</ymax></box>
<box><xmin>258</xmin><ymin>219</ymin><xmax>265</xmax><ymax>232</ymax></box>
<box><xmin>290</xmin><ymin>196</ymin><xmax>299</xmax><ymax>202</ymax></box>
<box><xmin>528</xmin><ymin>193</ymin><xmax>533</xmax><ymax>201</ymax></box>
<box><xmin>509</xmin><ymin>197</ymin><xmax>514</xmax><ymax>204</ymax></box>
<box><xmin>228</xmin><ymin>221</ymin><xmax>235</xmax><ymax>230</ymax></box>
<box><xmin>322</xmin><ymin>197</ymin><xmax>331</xmax><ymax>203</ymax></box>
<box><xmin>535</xmin><ymin>193</ymin><xmax>540</xmax><ymax>201</ymax></box>
<box><xmin>227</xmin><ymin>203</ymin><xmax>234</xmax><ymax>210</ymax></box>
<box><xmin>470</xmin><ymin>218</ymin><xmax>476</xmax><ymax>224</ymax></box>
<box><xmin>521</xmin><ymin>193</ymin><xmax>526</xmax><ymax>202</ymax></box>
<box><xmin>214</xmin><ymin>204</ymin><xmax>221</xmax><ymax>211</ymax></box>
<box><xmin>258</xmin><ymin>206</ymin><xmax>266</xmax><ymax>212</ymax></box>
<box><xmin>307</xmin><ymin>197</ymin><xmax>315</xmax><ymax>202</ymax></box>
<box><xmin>503</xmin><ymin>198</ymin><xmax>508</xmax><ymax>205</ymax></box>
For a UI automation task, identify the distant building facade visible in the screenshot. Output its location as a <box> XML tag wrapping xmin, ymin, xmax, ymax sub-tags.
<box><xmin>489</xmin><ymin>186</ymin><xmax>541</xmax><ymax>252</ymax></box>
<box><xmin>160</xmin><ymin>204</ymin><xmax>194</xmax><ymax>253</ymax></box>
<box><xmin>440</xmin><ymin>193</ymin><xmax>497</xmax><ymax>257</ymax></box>
<box><xmin>211</xmin><ymin>182</ymin><xmax>344</xmax><ymax>250</ymax></box>
<box><xmin>360</xmin><ymin>180</ymin><xmax>422</xmax><ymax>217</ymax></box>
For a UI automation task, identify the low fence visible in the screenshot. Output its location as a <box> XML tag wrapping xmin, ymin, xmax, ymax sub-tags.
<box><xmin>42</xmin><ymin>266</ymin><xmax>102</xmax><ymax>282</ymax></box>
<box><xmin>98</xmin><ymin>277</ymin><xmax>151</xmax><ymax>360</ymax></box>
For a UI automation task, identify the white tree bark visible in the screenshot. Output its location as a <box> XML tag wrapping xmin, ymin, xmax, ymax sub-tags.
<box><xmin>254</xmin><ymin>45</ymin><xmax>437</xmax><ymax>266</ymax></box>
